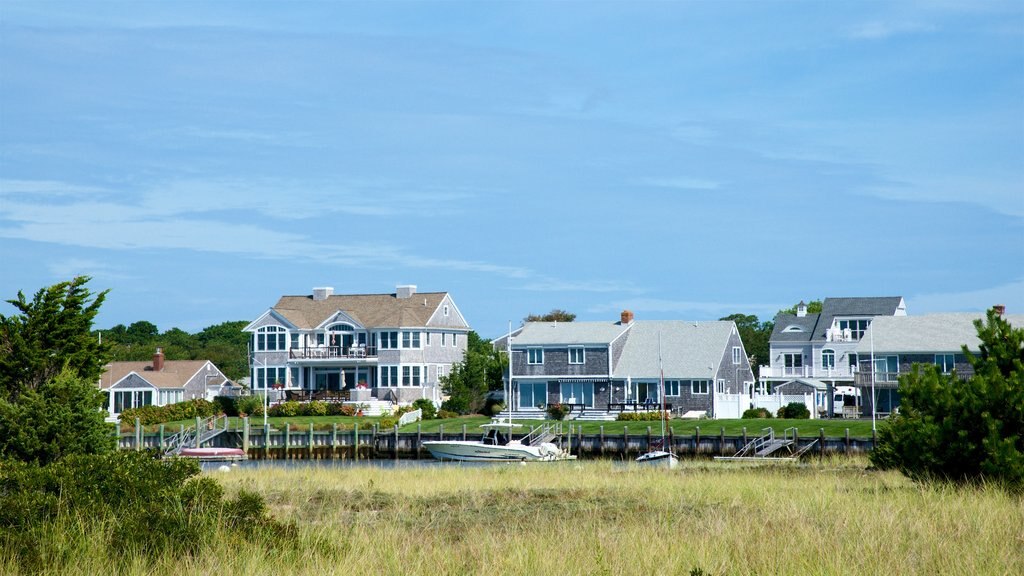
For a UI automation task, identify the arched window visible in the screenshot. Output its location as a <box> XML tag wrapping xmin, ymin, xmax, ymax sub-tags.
<box><xmin>822</xmin><ymin>349</ymin><xmax>835</xmax><ymax>370</ymax></box>
<box><xmin>256</xmin><ymin>326</ymin><xmax>287</xmax><ymax>351</ymax></box>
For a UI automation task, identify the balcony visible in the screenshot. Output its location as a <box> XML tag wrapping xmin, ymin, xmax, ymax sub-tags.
<box><xmin>759</xmin><ymin>365</ymin><xmax>857</xmax><ymax>380</ymax></box>
<box><xmin>854</xmin><ymin>370</ymin><xmax>972</xmax><ymax>389</ymax></box>
<box><xmin>288</xmin><ymin>345</ymin><xmax>378</xmax><ymax>361</ymax></box>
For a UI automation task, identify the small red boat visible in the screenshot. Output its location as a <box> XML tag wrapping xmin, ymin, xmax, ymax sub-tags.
<box><xmin>178</xmin><ymin>447</ymin><xmax>247</xmax><ymax>461</ymax></box>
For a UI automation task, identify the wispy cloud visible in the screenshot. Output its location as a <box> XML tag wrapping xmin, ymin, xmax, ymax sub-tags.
<box><xmin>847</xmin><ymin>21</ymin><xmax>938</xmax><ymax>40</ymax></box>
<box><xmin>46</xmin><ymin>258</ymin><xmax>136</xmax><ymax>281</ymax></box>
<box><xmin>587</xmin><ymin>298</ymin><xmax>782</xmax><ymax>319</ymax></box>
<box><xmin>517</xmin><ymin>278</ymin><xmax>645</xmax><ymax>294</ymax></box>
<box><xmin>910</xmin><ymin>278</ymin><xmax>1024</xmax><ymax>315</ymax></box>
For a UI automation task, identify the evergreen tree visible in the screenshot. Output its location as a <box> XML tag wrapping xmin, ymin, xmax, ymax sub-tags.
<box><xmin>870</xmin><ymin>309</ymin><xmax>1024</xmax><ymax>488</ymax></box>
<box><xmin>440</xmin><ymin>332</ymin><xmax>504</xmax><ymax>414</ymax></box>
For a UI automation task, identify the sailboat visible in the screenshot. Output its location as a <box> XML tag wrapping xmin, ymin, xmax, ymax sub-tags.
<box><xmin>636</xmin><ymin>332</ymin><xmax>679</xmax><ymax>468</ymax></box>
<box><xmin>422</xmin><ymin>322</ymin><xmax>574</xmax><ymax>463</ymax></box>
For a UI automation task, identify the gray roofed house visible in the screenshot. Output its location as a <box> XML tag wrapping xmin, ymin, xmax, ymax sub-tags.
<box><xmin>761</xmin><ymin>296</ymin><xmax>907</xmax><ymax>418</ymax></box>
<box><xmin>508</xmin><ymin>311</ymin><xmax>752</xmax><ymax>418</ymax></box>
<box><xmin>99</xmin><ymin>348</ymin><xmax>229</xmax><ymax>418</ymax></box>
<box><xmin>244</xmin><ymin>285</ymin><xmax>471</xmax><ymax>406</ymax></box>
<box><xmin>851</xmin><ymin>312</ymin><xmax>1023</xmax><ymax>416</ymax></box>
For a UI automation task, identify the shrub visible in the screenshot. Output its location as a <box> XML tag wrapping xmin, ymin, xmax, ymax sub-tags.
<box><xmin>437</xmin><ymin>409</ymin><xmax>458</xmax><ymax>419</ymax></box>
<box><xmin>412</xmin><ymin>398</ymin><xmax>437</xmax><ymax>420</ymax></box>
<box><xmin>871</xmin><ymin>309</ymin><xmax>1024</xmax><ymax>489</ymax></box>
<box><xmin>212</xmin><ymin>395</ymin><xmax>239</xmax><ymax>417</ymax></box>
<box><xmin>0</xmin><ymin>451</ymin><xmax>294</xmax><ymax>571</ymax></box>
<box><xmin>235</xmin><ymin>394</ymin><xmax>264</xmax><ymax>418</ymax></box>
<box><xmin>270</xmin><ymin>401</ymin><xmax>301</xmax><ymax>418</ymax></box>
<box><xmin>742</xmin><ymin>407</ymin><xmax>773</xmax><ymax>419</ymax></box>
<box><xmin>616</xmin><ymin>411</ymin><xmax>666</xmax><ymax>422</ymax></box>
<box><xmin>776</xmin><ymin>402</ymin><xmax>811</xmax><ymax>419</ymax></box>
<box><xmin>120</xmin><ymin>398</ymin><xmax>218</xmax><ymax>425</ymax></box>
<box><xmin>378</xmin><ymin>416</ymin><xmax>398</xmax><ymax>430</ymax></box>
<box><xmin>304</xmin><ymin>400</ymin><xmax>328</xmax><ymax>417</ymax></box>
<box><xmin>546</xmin><ymin>403</ymin><xmax>568</xmax><ymax>421</ymax></box>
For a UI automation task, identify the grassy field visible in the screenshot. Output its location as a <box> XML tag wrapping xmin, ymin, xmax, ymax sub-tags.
<box><xmin>15</xmin><ymin>459</ymin><xmax>1021</xmax><ymax>575</ymax></box>
<box><xmin>143</xmin><ymin>415</ymin><xmax>880</xmax><ymax>438</ymax></box>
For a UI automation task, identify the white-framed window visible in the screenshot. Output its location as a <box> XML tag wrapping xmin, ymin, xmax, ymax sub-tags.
<box><xmin>402</xmin><ymin>331</ymin><xmax>421</xmax><ymax>349</ymax></box>
<box><xmin>527</xmin><ymin>348</ymin><xmax>544</xmax><ymax>365</ymax></box>
<box><xmin>290</xmin><ymin>333</ymin><xmax>300</xmax><ymax>349</ymax></box>
<box><xmin>784</xmin><ymin>353</ymin><xmax>803</xmax><ymax>369</ymax></box>
<box><xmin>158</xmin><ymin>390</ymin><xmax>183</xmax><ymax>405</ymax></box>
<box><xmin>568</xmin><ymin>347</ymin><xmax>585</xmax><ymax>364</ymax></box>
<box><xmin>452</xmin><ymin>333</ymin><xmax>458</xmax><ymax>347</ymax></box>
<box><xmin>426</xmin><ymin>332</ymin><xmax>432</xmax><ymax>346</ymax></box>
<box><xmin>444</xmin><ymin>305</ymin><xmax>449</xmax><ymax>317</ymax></box>
<box><xmin>716</xmin><ymin>379</ymin><xmax>726</xmax><ymax>393</ymax></box>
<box><xmin>732</xmin><ymin>346</ymin><xmax>741</xmax><ymax>364</ymax></box>
<box><xmin>113</xmin><ymin>390</ymin><xmax>153</xmax><ymax>413</ymax></box>
<box><xmin>402</xmin><ymin>366</ymin><xmax>422</xmax><ymax>387</ymax></box>
<box><xmin>822</xmin><ymin>349</ymin><xmax>836</xmax><ymax>370</ymax></box>
<box><xmin>256</xmin><ymin>326</ymin><xmax>287</xmax><ymax>351</ymax></box>
<box><xmin>255</xmin><ymin>366</ymin><xmax>286</xmax><ymax>390</ymax></box>
<box><xmin>379</xmin><ymin>331</ymin><xmax>399</xmax><ymax>349</ymax></box>
<box><xmin>380</xmin><ymin>366</ymin><xmax>398</xmax><ymax>387</ymax></box>
<box><xmin>691</xmin><ymin>380</ymin><xmax>709</xmax><ymax>395</ymax></box>
<box><xmin>289</xmin><ymin>367</ymin><xmax>300</xmax><ymax>388</ymax></box>
<box><xmin>665</xmin><ymin>380</ymin><xmax>680</xmax><ymax>396</ymax></box>
<box><xmin>441</xmin><ymin>333</ymin><xmax>447</xmax><ymax>347</ymax></box>
<box><xmin>934</xmin><ymin>354</ymin><xmax>955</xmax><ymax>373</ymax></box>
<box><xmin>838</xmin><ymin>319</ymin><xmax>869</xmax><ymax>340</ymax></box>
<box><xmin>848</xmin><ymin>352</ymin><xmax>860</xmax><ymax>372</ymax></box>
<box><xmin>437</xmin><ymin>364</ymin><xmax>446</xmax><ymax>379</ymax></box>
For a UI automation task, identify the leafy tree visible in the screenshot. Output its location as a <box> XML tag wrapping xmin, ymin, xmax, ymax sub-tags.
<box><xmin>778</xmin><ymin>299</ymin><xmax>823</xmax><ymax>316</ymax></box>
<box><xmin>719</xmin><ymin>313</ymin><xmax>772</xmax><ymax>370</ymax></box>
<box><xmin>524</xmin><ymin>309</ymin><xmax>576</xmax><ymax>323</ymax></box>
<box><xmin>98</xmin><ymin>319</ymin><xmax>250</xmax><ymax>380</ymax></box>
<box><xmin>125</xmin><ymin>320</ymin><xmax>159</xmax><ymax>344</ymax></box>
<box><xmin>440</xmin><ymin>332</ymin><xmax>505</xmax><ymax>414</ymax></box>
<box><xmin>870</xmin><ymin>309</ymin><xmax>1024</xmax><ymax>489</ymax></box>
<box><xmin>0</xmin><ymin>368</ymin><xmax>114</xmax><ymax>464</ymax></box>
<box><xmin>0</xmin><ymin>276</ymin><xmax>111</xmax><ymax>402</ymax></box>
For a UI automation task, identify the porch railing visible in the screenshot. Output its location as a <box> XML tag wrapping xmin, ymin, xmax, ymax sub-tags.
<box><xmin>289</xmin><ymin>345</ymin><xmax>378</xmax><ymax>360</ymax></box>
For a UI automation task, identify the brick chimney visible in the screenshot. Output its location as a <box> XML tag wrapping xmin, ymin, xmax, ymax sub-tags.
<box><xmin>620</xmin><ymin>310</ymin><xmax>634</xmax><ymax>324</ymax></box>
<box><xmin>153</xmin><ymin>348</ymin><xmax>165</xmax><ymax>371</ymax></box>
<box><xmin>994</xmin><ymin>304</ymin><xmax>1006</xmax><ymax>316</ymax></box>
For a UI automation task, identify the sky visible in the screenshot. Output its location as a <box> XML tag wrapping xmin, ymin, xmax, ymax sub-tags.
<box><xmin>1</xmin><ymin>0</ymin><xmax>1022</xmax><ymax>339</ymax></box>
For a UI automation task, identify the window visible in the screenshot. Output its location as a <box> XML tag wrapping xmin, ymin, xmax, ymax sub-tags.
<box><xmin>316</xmin><ymin>333</ymin><xmax>325</xmax><ymax>346</ymax></box>
<box><xmin>443</xmin><ymin>305</ymin><xmax>449</xmax><ymax>317</ymax></box>
<box><xmin>838</xmin><ymin>319</ymin><xmax>869</xmax><ymax>340</ymax></box>
<box><xmin>402</xmin><ymin>331</ymin><xmax>421</xmax><ymax>349</ymax></box>
<box><xmin>289</xmin><ymin>367</ymin><xmax>300</xmax><ymax>388</ymax></box>
<box><xmin>441</xmin><ymin>333</ymin><xmax>447</xmax><ymax>347</ymax></box>
<box><xmin>113</xmin><ymin>390</ymin><xmax>153</xmax><ymax>413</ymax></box>
<box><xmin>732</xmin><ymin>346</ymin><xmax>741</xmax><ymax>364</ymax></box>
<box><xmin>255</xmin><ymin>366</ymin><xmax>286</xmax><ymax>389</ymax></box>
<box><xmin>717</xmin><ymin>379</ymin><xmax>726</xmax><ymax>393</ymax></box>
<box><xmin>527</xmin><ymin>348</ymin><xmax>544</xmax><ymax>365</ymax></box>
<box><xmin>256</xmin><ymin>326</ymin><xmax>286</xmax><ymax>351</ymax></box>
<box><xmin>935</xmin><ymin>354</ymin><xmax>955</xmax><ymax>374</ymax></box>
<box><xmin>290</xmin><ymin>333</ymin><xmax>300</xmax><ymax>349</ymax></box>
<box><xmin>784</xmin><ymin>353</ymin><xmax>803</xmax><ymax>368</ymax></box>
<box><xmin>560</xmin><ymin>382</ymin><xmax>594</xmax><ymax>407</ymax></box>
<box><xmin>380</xmin><ymin>366</ymin><xmax>398</xmax><ymax>387</ymax></box>
<box><xmin>452</xmin><ymin>333</ymin><xmax>458</xmax><ymax>347</ymax></box>
<box><xmin>568</xmin><ymin>347</ymin><xmax>585</xmax><ymax>364</ymax></box>
<box><xmin>379</xmin><ymin>331</ymin><xmax>398</xmax><ymax>349</ymax></box>
<box><xmin>664</xmin><ymin>380</ymin><xmax>680</xmax><ymax>396</ymax></box>
<box><xmin>691</xmin><ymin>380</ymin><xmax>709</xmax><ymax>395</ymax></box>
<box><xmin>402</xmin><ymin>366</ymin><xmax>422</xmax><ymax>387</ymax></box>
<box><xmin>874</xmin><ymin>356</ymin><xmax>899</xmax><ymax>381</ymax></box>
<box><xmin>436</xmin><ymin>364</ymin><xmax>446</xmax><ymax>379</ymax></box>
<box><xmin>426</xmin><ymin>332</ymin><xmax>432</xmax><ymax>346</ymax></box>
<box><xmin>848</xmin><ymin>353</ymin><xmax>860</xmax><ymax>372</ymax></box>
<box><xmin>822</xmin><ymin>349</ymin><xmax>836</xmax><ymax>370</ymax></box>
<box><xmin>158</xmin><ymin>390</ymin><xmax>182</xmax><ymax>405</ymax></box>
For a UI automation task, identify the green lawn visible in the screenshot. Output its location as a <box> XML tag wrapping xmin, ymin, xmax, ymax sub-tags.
<box><xmin>138</xmin><ymin>415</ymin><xmax>880</xmax><ymax>437</ymax></box>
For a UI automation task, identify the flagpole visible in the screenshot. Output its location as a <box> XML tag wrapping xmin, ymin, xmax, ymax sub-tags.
<box><xmin>870</xmin><ymin>322</ymin><xmax>876</xmax><ymax>433</ymax></box>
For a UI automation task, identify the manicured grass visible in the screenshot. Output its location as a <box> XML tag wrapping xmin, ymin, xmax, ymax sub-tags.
<box><xmin>11</xmin><ymin>459</ymin><xmax>1021</xmax><ymax>575</ymax></box>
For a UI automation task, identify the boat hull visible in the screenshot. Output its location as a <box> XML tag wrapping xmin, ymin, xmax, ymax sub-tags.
<box><xmin>636</xmin><ymin>450</ymin><xmax>679</xmax><ymax>468</ymax></box>
<box><xmin>422</xmin><ymin>440</ymin><xmax>574</xmax><ymax>462</ymax></box>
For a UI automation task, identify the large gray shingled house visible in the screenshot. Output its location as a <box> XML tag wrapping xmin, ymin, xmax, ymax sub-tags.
<box><xmin>502</xmin><ymin>311</ymin><xmax>753</xmax><ymax>418</ymax></box>
<box><xmin>244</xmin><ymin>285</ymin><xmax>470</xmax><ymax>405</ymax></box>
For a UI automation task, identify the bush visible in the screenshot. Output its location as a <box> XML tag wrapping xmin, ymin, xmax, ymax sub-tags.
<box><xmin>120</xmin><ymin>398</ymin><xmax>218</xmax><ymax>425</ymax></box>
<box><xmin>412</xmin><ymin>398</ymin><xmax>437</xmax><ymax>420</ymax></box>
<box><xmin>304</xmin><ymin>400</ymin><xmax>328</xmax><ymax>416</ymax></box>
<box><xmin>871</xmin><ymin>309</ymin><xmax>1024</xmax><ymax>489</ymax></box>
<box><xmin>378</xmin><ymin>416</ymin><xmax>398</xmax><ymax>430</ymax></box>
<box><xmin>269</xmin><ymin>401</ymin><xmax>301</xmax><ymax>418</ymax></box>
<box><xmin>0</xmin><ymin>451</ymin><xmax>294</xmax><ymax>571</ymax></box>
<box><xmin>546</xmin><ymin>403</ymin><xmax>568</xmax><ymax>421</ymax></box>
<box><xmin>212</xmin><ymin>395</ymin><xmax>238</xmax><ymax>417</ymax></box>
<box><xmin>616</xmin><ymin>411</ymin><xmax>667</xmax><ymax>422</ymax></box>
<box><xmin>437</xmin><ymin>409</ymin><xmax>458</xmax><ymax>419</ymax></box>
<box><xmin>776</xmin><ymin>403</ymin><xmax>811</xmax><ymax>419</ymax></box>
<box><xmin>235</xmin><ymin>394</ymin><xmax>264</xmax><ymax>418</ymax></box>
<box><xmin>742</xmin><ymin>407</ymin><xmax>773</xmax><ymax>419</ymax></box>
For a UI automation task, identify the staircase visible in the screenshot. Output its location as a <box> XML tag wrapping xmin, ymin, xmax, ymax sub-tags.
<box><xmin>716</xmin><ymin>427</ymin><xmax>818</xmax><ymax>461</ymax></box>
<box><xmin>164</xmin><ymin>415</ymin><xmax>229</xmax><ymax>456</ymax></box>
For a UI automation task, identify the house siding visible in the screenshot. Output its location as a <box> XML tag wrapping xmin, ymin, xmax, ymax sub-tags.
<box><xmin>512</xmin><ymin>347</ymin><xmax>609</xmax><ymax>378</ymax></box>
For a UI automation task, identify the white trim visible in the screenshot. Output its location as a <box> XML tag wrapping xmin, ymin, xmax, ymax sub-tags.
<box><xmin>243</xmin><ymin>309</ymin><xmax>298</xmax><ymax>332</ymax></box>
<box><xmin>568</xmin><ymin>346</ymin><xmax>585</xmax><ymax>365</ymax></box>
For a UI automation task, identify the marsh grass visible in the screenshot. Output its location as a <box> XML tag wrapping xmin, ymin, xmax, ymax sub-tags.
<box><xmin>6</xmin><ymin>459</ymin><xmax>1021</xmax><ymax>575</ymax></box>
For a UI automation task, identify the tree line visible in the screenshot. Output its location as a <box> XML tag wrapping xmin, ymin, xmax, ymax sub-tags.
<box><xmin>97</xmin><ymin>320</ymin><xmax>250</xmax><ymax>380</ymax></box>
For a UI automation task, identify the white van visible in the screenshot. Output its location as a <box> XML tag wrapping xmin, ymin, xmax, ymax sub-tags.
<box><xmin>833</xmin><ymin>386</ymin><xmax>861</xmax><ymax>418</ymax></box>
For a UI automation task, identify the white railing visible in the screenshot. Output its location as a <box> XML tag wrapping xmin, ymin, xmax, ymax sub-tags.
<box><xmin>758</xmin><ymin>365</ymin><xmax>856</xmax><ymax>379</ymax></box>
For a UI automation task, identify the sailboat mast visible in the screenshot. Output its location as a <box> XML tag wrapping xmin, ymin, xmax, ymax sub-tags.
<box><xmin>659</xmin><ymin>331</ymin><xmax>665</xmax><ymax>442</ymax></box>
<box><xmin>507</xmin><ymin>320</ymin><xmax>513</xmax><ymax>422</ymax></box>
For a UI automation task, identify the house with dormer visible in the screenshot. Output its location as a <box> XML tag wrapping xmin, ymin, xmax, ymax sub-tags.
<box><xmin>759</xmin><ymin>297</ymin><xmax>906</xmax><ymax>417</ymax></box>
<box><xmin>243</xmin><ymin>285</ymin><xmax>470</xmax><ymax>406</ymax></box>
<box><xmin>507</xmin><ymin>311</ymin><xmax>752</xmax><ymax>418</ymax></box>
<box><xmin>98</xmin><ymin>348</ymin><xmax>229</xmax><ymax>418</ymax></box>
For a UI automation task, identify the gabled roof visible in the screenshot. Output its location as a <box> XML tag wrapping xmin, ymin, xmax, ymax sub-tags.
<box><xmin>855</xmin><ymin>313</ymin><xmax>1024</xmax><ymax>354</ymax></box>
<box><xmin>264</xmin><ymin>291</ymin><xmax>466</xmax><ymax>330</ymax></box>
<box><xmin>613</xmin><ymin>320</ymin><xmax>735</xmax><ymax>379</ymax></box>
<box><xmin>512</xmin><ymin>321</ymin><xmax>630</xmax><ymax>346</ymax></box>
<box><xmin>99</xmin><ymin>360</ymin><xmax>216</xmax><ymax>390</ymax></box>
<box><xmin>771</xmin><ymin>297</ymin><xmax>905</xmax><ymax>343</ymax></box>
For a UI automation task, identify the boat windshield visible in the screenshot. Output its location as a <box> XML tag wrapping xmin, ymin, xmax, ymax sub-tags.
<box><xmin>483</xmin><ymin>429</ymin><xmax>508</xmax><ymax>446</ymax></box>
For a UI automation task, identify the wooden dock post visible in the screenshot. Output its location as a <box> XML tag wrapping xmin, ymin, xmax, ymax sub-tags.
<box><xmin>284</xmin><ymin>422</ymin><xmax>291</xmax><ymax>459</ymax></box>
<box><xmin>694</xmin><ymin>426</ymin><xmax>701</xmax><ymax>455</ymax></box>
<box><xmin>354</xmin><ymin>423</ymin><xmax>360</xmax><ymax>461</ymax></box>
<box><xmin>742</xmin><ymin>426</ymin><xmax>747</xmax><ymax>446</ymax></box>
<box><xmin>623</xmin><ymin>426</ymin><xmax>629</xmax><ymax>458</ymax></box>
<box><xmin>416</xmin><ymin>424</ymin><xmax>422</xmax><ymax>459</ymax></box>
<box><xmin>720</xmin><ymin>427</ymin><xmax>726</xmax><ymax>455</ymax></box>
<box><xmin>242</xmin><ymin>417</ymin><xmax>250</xmax><ymax>453</ymax></box>
<box><xmin>135</xmin><ymin>418</ymin><xmax>142</xmax><ymax>450</ymax></box>
<box><xmin>462</xmin><ymin>424</ymin><xmax>467</xmax><ymax>441</ymax></box>
<box><xmin>194</xmin><ymin>417</ymin><xmax>201</xmax><ymax>449</ymax></box>
<box><xmin>394</xmin><ymin>424</ymin><xmax>400</xmax><ymax>460</ymax></box>
<box><xmin>599</xmin><ymin>425</ymin><xmax>605</xmax><ymax>457</ymax></box>
<box><xmin>158</xmin><ymin>424</ymin><xmax>165</xmax><ymax>451</ymax></box>
<box><xmin>646</xmin><ymin>426</ymin><xmax>652</xmax><ymax>453</ymax></box>
<box><xmin>819</xmin><ymin>428</ymin><xmax>826</xmax><ymax>457</ymax></box>
<box><xmin>263</xmin><ymin>422</ymin><xmax>269</xmax><ymax>460</ymax></box>
<box><xmin>331</xmin><ymin>423</ymin><xmax>338</xmax><ymax>460</ymax></box>
<box><xmin>845</xmin><ymin>428</ymin><xmax>851</xmax><ymax>454</ymax></box>
<box><xmin>308</xmin><ymin>423</ymin><xmax>315</xmax><ymax>459</ymax></box>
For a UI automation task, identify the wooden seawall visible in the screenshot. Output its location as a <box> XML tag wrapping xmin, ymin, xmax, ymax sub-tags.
<box><xmin>117</xmin><ymin>420</ymin><xmax>877</xmax><ymax>461</ymax></box>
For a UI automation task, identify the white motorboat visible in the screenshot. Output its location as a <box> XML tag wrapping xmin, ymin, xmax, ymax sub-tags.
<box><xmin>423</xmin><ymin>420</ymin><xmax>575</xmax><ymax>462</ymax></box>
<box><xmin>635</xmin><ymin>332</ymin><xmax>678</xmax><ymax>469</ymax></box>
<box><xmin>635</xmin><ymin>449</ymin><xmax>679</xmax><ymax>468</ymax></box>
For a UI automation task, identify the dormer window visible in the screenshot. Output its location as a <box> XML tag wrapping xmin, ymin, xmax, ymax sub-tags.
<box><xmin>783</xmin><ymin>325</ymin><xmax>804</xmax><ymax>333</ymax></box>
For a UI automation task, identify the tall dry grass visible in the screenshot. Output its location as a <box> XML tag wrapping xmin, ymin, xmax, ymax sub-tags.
<box><xmin>5</xmin><ymin>459</ymin><xmax>1022</xmax><ymax>575</ymax></box>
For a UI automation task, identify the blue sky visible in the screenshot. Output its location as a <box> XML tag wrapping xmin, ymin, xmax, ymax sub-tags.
<box><xmin>1</xmin><ymin>1</ymin><xmax>1022</xmax><ymax>338</ymax></box>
